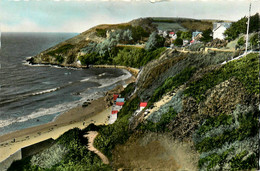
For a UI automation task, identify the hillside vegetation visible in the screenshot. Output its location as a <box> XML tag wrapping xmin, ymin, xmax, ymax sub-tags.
<box><xmin>16</xmin><ymin>16</ymin><xmax>259</xmax><ymax>170</ymax></box>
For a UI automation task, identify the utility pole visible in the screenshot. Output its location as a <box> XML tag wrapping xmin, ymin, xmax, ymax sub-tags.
<box><xmin>245</xmin><ymin>2</ymin><xmax>251</xmax><ymax>55</ymax></box>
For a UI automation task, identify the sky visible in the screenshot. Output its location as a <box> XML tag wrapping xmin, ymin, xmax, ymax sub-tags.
<box><xmin>0</xmin><ymin>0</ymin><xmax>259</xmax><ymax>33</ymax></box>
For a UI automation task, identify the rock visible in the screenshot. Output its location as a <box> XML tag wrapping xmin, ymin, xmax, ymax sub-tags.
<box><xmin>82</xmin><ymin>102</ymin><xmax>91</xmax><ymax>107</ymax></box>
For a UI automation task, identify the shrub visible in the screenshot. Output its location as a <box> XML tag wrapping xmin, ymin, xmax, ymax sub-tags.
<box><xmin>96</xmin><ymin>28</ymin><xmax>107</xmax><ymax>38</ymax></box>
<box><xmin>145</xmin><ymin>32</ymin><xmax>165</xmax><ymax>51</ymax></box>
<box><xmin>148</xmin><ymin>67</ymin><xmax>196</xmax><ymax>106</ymax></box>
<box><xmin>139</xmin><ymin>107</ymin><xmax>177</xmax><ymax>132</ymax></box>
<box><xmin>184</xmin><ymin>53</ymin><xmax>259</xmax><ymax>102</ymax></box>
<box><xmin>94</xmin><ymin>96</ymin><xmax>140</xmax><ymax>158</ymax></box>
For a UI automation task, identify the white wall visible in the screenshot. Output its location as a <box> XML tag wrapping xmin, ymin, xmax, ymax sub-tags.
<box><xmin>213</xmin><ymin>26</ymin><xmax>227</xmax><ymax>40</ymax></box>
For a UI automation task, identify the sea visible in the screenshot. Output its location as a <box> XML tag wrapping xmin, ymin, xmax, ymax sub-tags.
<box><xmin>0</xmin><ymin>32</ymin><xmax>131</xmax><ymax>136</ymax></box>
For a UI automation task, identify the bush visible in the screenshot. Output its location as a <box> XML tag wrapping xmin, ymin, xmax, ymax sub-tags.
<box><xmin>96</xmin><ymin>28</ymin><xmax>107</xmax><ymax>38</ymax></box>
<box><xmin>186</xmin><ymin>42</ymin><xmax>204</xmax><ymax>51</ymax></box>
<box><xmin>140</xmin><ymin>107</ymin><xmax>177</xmax><ymax>132</ymax></box>
<box><xmin>94</xmin><ymin>96</ymin><xmax>140</xmax><ymax>158</ymax></box>
<box><xmin>148</xmin><ymin>67</ymin><xmax>196</xmax><ymax>106</ymax></box>
<box><xmin>224</xmin><ymin>13</ymin><xmax>259</xmax><ymax>40</ymax></box>
<box><xmin>194</xmin><ymin>104</ymin><xmax>258</xmax><ymax>170</ymax></box>
<box><xmin>184</xmin><ymin>53</ymin><xmax>259</xmax><ymax>102</ymax></box>
<box><xmin>174</xmin><ymin>38</ymin><xmax>183</xmax><ymax>46</ymax></box>
<box><xmin>145</xmin><ymin>32</ymin><xmax>165</xmax><ymax>51</ymax></box>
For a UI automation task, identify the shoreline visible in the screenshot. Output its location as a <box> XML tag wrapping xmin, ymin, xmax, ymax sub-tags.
<box><xmin>0</xmin><ymin>65</ymin><xmax>139</xmax><ymax>163</ymax></box>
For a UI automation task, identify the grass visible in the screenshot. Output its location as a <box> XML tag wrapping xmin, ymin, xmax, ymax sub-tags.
<box><xmin>8</xmin><ymin>128</ymin><xmax>113</xmax><ymax>171</ymax></box>
<box><xmin>94</xmin><ymin>95</ymin><xmax>140</xmax><ymax>158</ymax></box>
<box><xmin>138</xmin><ymin>107</ymin><xmax>177</xmax><ymax>132</ymax></box>
<box><xmin>184</xmin><ymin>53</ymin><xmax>259</xmax><ymax>103</ymax></box>
<box><xmin>148</xmin><ymin>67</ymin><xmax>196</xmax><ymax>107</ymax></box>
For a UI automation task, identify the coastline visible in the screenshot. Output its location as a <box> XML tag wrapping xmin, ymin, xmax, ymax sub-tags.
<box><xmin>0</xmin><ymin>65</ymin><xmax>139</xmax><ymax>163</ymax></box>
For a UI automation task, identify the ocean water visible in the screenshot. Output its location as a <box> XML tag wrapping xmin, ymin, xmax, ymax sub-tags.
<box><xmin>0</xmin><ymin>32</ymin><xmax>131</xmax><ymax>136</ymax></box>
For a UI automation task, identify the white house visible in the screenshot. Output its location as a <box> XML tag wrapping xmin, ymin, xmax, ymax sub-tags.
<box><xmin>213</xmin><ymin>22</ymin><xmax>232</xmax><ymax>40</ymax></box>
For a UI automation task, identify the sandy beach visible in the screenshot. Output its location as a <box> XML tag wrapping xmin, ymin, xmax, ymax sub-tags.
<box><xmin>0</xmin><ymin>67</ymin><xmax>139</xmax><ymax>163</ymax></box>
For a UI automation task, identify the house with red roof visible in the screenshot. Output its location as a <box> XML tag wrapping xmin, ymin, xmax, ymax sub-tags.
<box><xmin>140</xmin><ymin>102</ymin><xmax>148</xmax><ymax>111</ymax></box>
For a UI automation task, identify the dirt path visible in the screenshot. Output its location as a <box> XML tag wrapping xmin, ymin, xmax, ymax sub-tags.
<box><xmin>84</xmin><ymin>131</ymin><xmax>109</xmax><ymax>165</ymax></box>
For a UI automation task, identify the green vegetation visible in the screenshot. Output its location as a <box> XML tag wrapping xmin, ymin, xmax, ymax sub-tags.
<box><xmin>131</xmin><ymin>26</ymin><xmax>150</xmax><ymax>42</ymax></box>
<box><xmin>47</xmin><ymin>44</ymin><xmax>75</xmax><ymax>56</ymax></box>
<box><xmin>46</xmin><ymin>44</ymin><xmax>75</xmax><ymax>64</ymax></box>
<box><xmin>196</xmin><ymin>114</ymin><xmax>233</xmax><ymax>136</ymax></box>
<box><xmin>79</xmin><ymin>46</ymin><xmax>166</xmax><ymax>68</ymax></box>
<box><xmin>145</xmin><ymin>32</ymin><xmax>165</xmax><ymax>51</ymax></box>
<box><xmin>224</xmin><ymin>13</ymin><xmax>259</xmax><ymax>40</ymax></box>
<box><xmin>250</xmin><ymin>33</ymin><xmax>259</xmax><ymax>48</ymax></box>
<box><xmin>180</xmin><ymin>31</ymin><xmax>192</xmax><ymax>40</ymax></box>
<box><xmin>173</xmin><ymin>37</ymin><xmax>183</xmax><ymax>46</ymax></box>
<box><xmin>120</xmin><ymin>82</ymin><xmax>135</xmax><ymax>99</ymax></box>
<box><xmin>94</xmin><ymin>96</ymin><xmax>140</xmax><ymax>158</ymax></box>
<box><xmin>8</xmin><ymin>128</ymin><xmax>113</xmax><ymax>171</ymax></box>
<box><xmin>200</xmin><ymin>28</ymin><xmax>213</xmax><ymax>43</ymax></box>
<box><xmin>184</xmin><ymin>53</ymin><xmax>259</xmax><ymax>102</ymax></box>
<box><xmin>148</xmin><ymin>67</ymin><xmax>196</xmax><ymax>106</ymax></box>
<box><xmin>230</xmin><ymin>151</ymin><xmax>257</xmax><ymax>170</ymax></box>
<box><xmin>198</xmin><ymin>148</ymin><xmax>233</xmax><ymax>170</ymax></box>
<box><xmin>186</xmin><ymin>42</ymin><xmax>204</xmax><ymax>51</ymax></box>
<box><xmin>113</xmin><ymin>47</ymin><xmax>166</xmax><ymax>68</ymax></box>
<box><xmin>236</xmin><ymin>36</ymin><xmax>245</xmax><ymax>48</ymax></box>
<box><xmin>139</xmin><ymin>107</ymin><xmax>177</xmax><ymax>132</ymax></box>
<box><xmin>194</xmin><ymin>109</ymin><xmax>258</xmax><ymax>170</ymax></box>
<box><xmin>96</xmin><ymin>28</ymin><xmax>107</xmax><ymax>38</ymax></box>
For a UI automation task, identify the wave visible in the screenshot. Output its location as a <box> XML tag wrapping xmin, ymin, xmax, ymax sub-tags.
<box><xmin>97</xmin><ymin>69</ymin><xmax>131</xmax><ymax>88</ymax></box>
<box><xmin>80</xmin><ymin>78</ymin><xmax>90</xmax><ymax>82</ymax></box>
<box><xmin>0</xmin><ymin>87</ymin><xmax>105</xmax><ymax>128</ymax></box>
<box><xmin>0</xmin><ymin>67</ymin><xmax>132</xmax><ymax>131</ymax></box>
<box><xmin>23</xmin><ymin>59</ymin><xmax>82</xmax><ymax>71</ymax></box>
<box><xmin>32</xmin><ymin>87</ymin><xmax>60</xmax><ymax>96</ymax></box>
<box><xmin>0</xmin><ymin>87</ymin><xmax>61</xmax><ymax>106</ymax></box>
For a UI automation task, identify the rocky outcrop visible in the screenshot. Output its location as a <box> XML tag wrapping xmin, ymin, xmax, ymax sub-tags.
<box><xmin>103</xmin><ymin>85</ymin><xmax>124</xmax><ymax>108</ymax></box>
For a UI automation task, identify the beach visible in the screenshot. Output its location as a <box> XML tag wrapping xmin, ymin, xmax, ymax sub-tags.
<box><xmin>0</xmin><ymin>67</ymin><xmax>138</xmax><ymax>163</ymax></box>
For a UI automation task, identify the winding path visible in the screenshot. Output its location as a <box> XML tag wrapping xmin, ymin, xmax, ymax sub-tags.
<box><xmin>84</xmin><ymin>131</ymin><xmax>109</xmax><ymax>165</ymax></box>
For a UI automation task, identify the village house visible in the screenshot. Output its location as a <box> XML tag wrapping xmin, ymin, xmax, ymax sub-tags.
<box><xmin>213</xmin><ymin>22</ymin><xmax>232</xmax><ymax>40</ymax></box>
<box><xmin>192</xmin><ymin>31</ymin><xmax>203</xmax><ymax>41</ymax></box>
<box><xmin>158</xmin><ymin>29</ymin><xmax>163</xmax><ymax>36</ymax></box>
<box><xmin>140</xmin><ymin>102</ymin><xmax>148</xmax><ymax>111</ymax></box>
<box><xmin>109</xmin><ymin>95</ymin><xmax>125</xmax><ymax>124</ymax></box>
<box><xmin>163</xmin><ymin>30</ymin><xmax>168</xmax><ymax>38</ymax></box>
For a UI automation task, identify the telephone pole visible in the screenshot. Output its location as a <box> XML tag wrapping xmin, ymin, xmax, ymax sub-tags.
<box><xmin>245</xmin><ymin>2</ymin><xmax>251</xmax><ymax>55</ymax></box>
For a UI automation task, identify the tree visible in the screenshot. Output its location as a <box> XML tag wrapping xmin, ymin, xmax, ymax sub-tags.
<box><xmin>201</xmin><ymin>29</ymin><xmax>213</xmax><ymax>43</ymax></box>
<box><xmin>174</xmin><ymin>38</ymin><xmax>183</xmax><ymax>46</ymax></box>
<box><xmin>249</xmin><ymin>33</ymin><xmax>259</xmax><ymax>48</ymax></box>
<box><xmin>237</xmin><ymin>36</ymin><xmax>245</xmax><ymax>47</ymax></box>
<box><xmin>131</xmin><ymin>26</ymin><xmax>149</xmax><ymax>42</ymax></box>
<box><xmin>180</xmin><ymin>31</ymin><xmax>192</xmax><ymax>41</ymax></box>
<box><xmin>224</xmin><ymin>13</ymin><xmax>260</xmax><ymax>40</ymax></box>
<box><xmin>145</xmin><ymin>32</ymin><xmax>165</xmax><ymax>51</ymax></box>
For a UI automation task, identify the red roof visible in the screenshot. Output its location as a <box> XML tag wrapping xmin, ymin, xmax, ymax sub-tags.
<box><xmin>169</xmin><ymin>32</ymin><xmax>175</xmax><ymax>35</ymax></box>
<box><xmin>190</xmin><ymin>40</ymin><xmax>195</xmax><ymax>43</ymax></box>
<box><xmin>113</xmin><ymin>94</ymin><xmax>119</xmax><ymax>101</ymax></box>
<box><xmin>116</xmin><ymin>102</ymin><xmax>124</xmax><ymax>106</ymax></box>
<box><xmin>140</xmin><ymin>102</ymin><xmax>148</xmax><ymax>107</ymax></box>
<box><xmin>111</xmin><ymin>110</ymin><xmax>118</xmax><ymax>114</ymax></box>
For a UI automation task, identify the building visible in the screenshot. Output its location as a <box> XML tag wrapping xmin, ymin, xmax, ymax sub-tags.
<box><xmin>116</xmin><ymin>98</ymin><xmax>125</xmax><ymax>102</ymax></box>
<box><xmin>192</xmin><ymin>31</ymin><xmax>203</xmax><ymax>41</ymax></box>
<box><xmin>109</xmin><ymin>94</ymin><xmax>125</xmax><ymax>124</ymax></box>
<box><xmin>213</xmin><ymin>22</ymin><xmax>232</xmax><ymax>40</ymax></box>
<box><xmin>183</xmin><ymin>40</ymin><xmax>189</xmax><ymax>46</ymax></box>
<box><xmin>163</xmin><ymin>31</ymin><xmax>168</xmax><ymax>38</ymax></box>
<box><xmin>140</xmin><ymin>102</ymin><xmax>148</xmax><ymax>111</ymax></box>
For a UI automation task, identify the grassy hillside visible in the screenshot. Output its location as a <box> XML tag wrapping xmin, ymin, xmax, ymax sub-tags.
<box><xmin>16</xmin><ymin>17</ymin><xmax>259</xmax><ymax>170</ymax></box>
<box><xmin>11</xmin><ymin>51</ymin><xmax>259</xmax><ymax>170</ymax></box>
